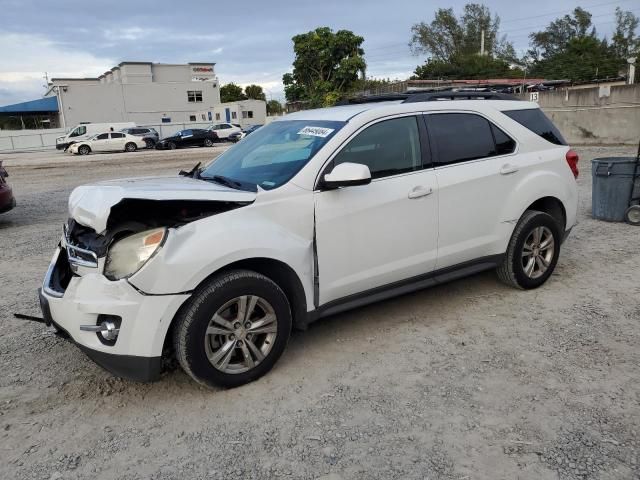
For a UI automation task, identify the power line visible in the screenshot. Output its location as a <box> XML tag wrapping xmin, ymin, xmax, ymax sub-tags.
<box><xmin>499</xmin><ymin>8</ymin><xmax>639</xmax><ymax>35</ymax></box>
<box><xmin>499</xmin><ymin>0</ymin><xmax>635</xmax><ymax>25</ymax></box>
<box><xmin>363</xmin><ymin>0</ymin><xmax>637</xmax><ymax>54</ymax></box>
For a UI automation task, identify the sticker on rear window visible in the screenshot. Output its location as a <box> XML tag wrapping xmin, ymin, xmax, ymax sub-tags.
<box><xmin>297</xmin><ymin>126</ymin><xmax>334</xmax><ymax>138</ymax></box>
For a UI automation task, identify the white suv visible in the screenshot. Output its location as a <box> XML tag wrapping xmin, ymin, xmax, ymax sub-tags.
<box><xmin>208</xmin><ymin>122</ymin><xmax>242</xmax><ymax>140</ymax></box>
<box><xmin>39</xmin><ymin>93</ymin><xmax>579</xmax><ymax>387</ymax></box>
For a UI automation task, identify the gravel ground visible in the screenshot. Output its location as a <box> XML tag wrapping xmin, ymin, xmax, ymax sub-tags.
<box><xmin>0</xmin><ymin>145</ymin><xmax>638</xmax><ymax>480</ymax></box>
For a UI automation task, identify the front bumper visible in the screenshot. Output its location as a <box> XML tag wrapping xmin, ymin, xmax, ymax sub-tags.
<box><xmin>56</xmin><ymin>142</ymin><xmax>69</xmax><ymax>150</ymax></box>
<box><xmin>40</xmin><ymin>246</ymin><xmax>190</xmax><ymax>382</ymax></box>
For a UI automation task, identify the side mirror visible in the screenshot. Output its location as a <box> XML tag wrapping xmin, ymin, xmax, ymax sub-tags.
<box><xmin>323</xmin><ymin>162</ymin><xmax>372</xmax><ymax>189</ymax></box>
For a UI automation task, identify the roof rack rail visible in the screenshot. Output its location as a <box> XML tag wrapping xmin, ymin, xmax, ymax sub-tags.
<box><xmin>337</xmin><ymin>90</ymin><xmax>521</xmax><ymax>106</ymax></box>
<box><xmin>335</xmin><ymin>94</ymin><xmax>409</xmax><ymax>105</ymax></box>
<box><xmin>403</xmin><ymin>91</ymin><xmax>520</xmax><ymax>103</ymax></box>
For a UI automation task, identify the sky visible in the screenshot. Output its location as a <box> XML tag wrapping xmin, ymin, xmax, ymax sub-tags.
<box><xmin>0</xmin><ymin>0</ymin><xmax>635</xmax><ymax>106</ymax></box>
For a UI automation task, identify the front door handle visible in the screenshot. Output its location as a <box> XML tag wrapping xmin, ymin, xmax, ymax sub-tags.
<box><xmin>408</xmin><ymin>186</ymin><xmax>433</xmax><ymax>199</ymax></box>
<box><xmin>500</xmin><ymin>163</ymin><xmax>519</xmax><ymax>175</ymax></box>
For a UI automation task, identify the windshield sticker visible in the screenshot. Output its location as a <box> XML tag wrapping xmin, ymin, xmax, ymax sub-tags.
<box><xmin>297</xmin><ymin>126</ymin><xmax>334</xmax><ymax>138</ymax></box>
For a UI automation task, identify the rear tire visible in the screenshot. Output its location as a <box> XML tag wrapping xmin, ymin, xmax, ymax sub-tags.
<box><xmin>144</xmin><ymin>138</ymin><xmax>156</xmax><ymax>149</ymax></box>
<box><xmin>497</xmin><ymin>210</ymin><xmax>561</xmax><ymax>289</ymax></box>
<box><xmin>125</xmin><ymin>142</ymin><xmax>137</xmax><ymax>152</ymax></box>
<box><xmin>78</xmin><ymin>145</ymin><xmax>90</xmax><ymax>155</ymax></box>
<box><xmin>203</xmin><ymin>138</ymin><xmax>214</xmax><ymax>147</ymax></box>
<box><xmin>624</xmin><ymin>205</ymin><xmax>640</xmax><ymax>226</ymax></box>
<box><xmin>168</xmin><ymin>142</ymin><xmax>177</xmax><ymax>150</ymax></box>
<box><xmin>173</xmin><ymin>270</ymin><xmax>292</xmax><ymax>388</ymax></box>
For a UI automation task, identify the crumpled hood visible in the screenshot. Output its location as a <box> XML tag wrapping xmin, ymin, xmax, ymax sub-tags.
<box><xmin>69</xmin><ymin>176</ymin><xmax>256</xmax><ymax>233</ymax></box>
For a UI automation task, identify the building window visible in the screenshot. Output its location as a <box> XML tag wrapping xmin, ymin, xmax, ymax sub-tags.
<box><xmin>201</xmin><ymin>114</ymin><xmax>206</xmax><ymax>121</ymax></box>
<box><xmin>187</xmin><ymin>90</ymin><xmax>203</xmax><ymax>102</ymax></box>
<box><xmin>231</xmin><ymin>111</ymin><xmax>237</xmax><ymax>119</ymax></box>
<box><xmin>215</xmin><ymin>113</ymin><xmax>221</xmax><ymax>120</ymax></box>
<box><xmin>162</xmin><ymin>117</ymin><xmax>171</xmax><ymax>123</ymax></box>
<box><xmin>242</xmin><ymin>111</ymin><xmax>248</xmax><ymax>119</ymax></box>
<box><xmin>189</xmin><ymin>115</ymin><xmax>197</xmax><ymax>122</ymax></box>
<box><xmin>248</xmin><ymin>111</ymin><xmax>253</xmax><ymax>119</ymax></box>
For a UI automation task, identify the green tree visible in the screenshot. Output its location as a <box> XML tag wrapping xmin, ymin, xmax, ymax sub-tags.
<box><xmin>283</xmin><ymin>27</ymin><xmax>366</xmax><ymax>107</ymax></box>
<box><xmin>528</xmin><ymin>7</ymin><xmax>596</xmax><ymax>60</ymax></box>
<box><xmin>244</xmin><ymin>84</ymin><xmax>266</xmax><ymax>101</ymax></box>
<box><xmin>530</xmin><ymin>36</ymin><xmax>621</xmax><ymax>81</ymax></box>
<box><xmin>413</xmin><ymin>54</ymin><xmax>521</xmax><ymax>80</ymax></box>
<box><xmin>266</xmin><ymin>100</ymin><xmax>284</xmax><ymax>115</ymax></box>
<box><xmin>410</xmin><ymin>3</ymin><xmax>514</xmax><ymax>61</ymax></box>
<box><xmin>611</xmin><ymin>7</ymin><xmax>640</xmax><ymax>59</ymax></box>
<box><xmin>220</xmin><ymin>83</ymin><xmax>247</xmax><ymax>103</ymax></box>
<box><xmin>526</xmin><ymin>7</ymin><xmax>635</xmax><ymax>81</ymax></box>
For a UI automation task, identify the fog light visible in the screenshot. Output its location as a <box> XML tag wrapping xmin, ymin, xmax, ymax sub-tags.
<box><xmin>80</xmin><ymin>315</ymin><xmax>121</xmax><ymax>345</ymax></box>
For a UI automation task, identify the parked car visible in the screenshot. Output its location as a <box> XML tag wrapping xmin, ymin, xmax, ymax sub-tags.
<box><xmin>39</xmin><ymin>93</ymin><xmax>578</xmax><ymax>388</ymax></box>
<box><xmin>68</xmin><ymin>132</ymin><xmax>146</xmax><ymax>155</ymax></box>
<box><xmin>56</xmin><ymin>122</ymin><xmax>136</xmax><ymax>151</ymax></box>
<box><xmin>0</xmin><ymin>161</ymin><xmax>15</xmax><ymax>214</ymax></box>
<box><xmin>207</xmin><ymin>123</ymin><xmax>242</xmax><ymax>140</ymax></box>
<box><xmin>229</xmin><ymin>124</ymin><xmax>263</xmax><ymax>142</ymax></box>
<box><xmin>120</xmin><ymin>127</ymin><xmax>160</xmax><ymax>148</ymax></box>
<box><xmin>155</xmin><ymin>129</ymin><xmax>218</xmax><ymax>149</ymax></box>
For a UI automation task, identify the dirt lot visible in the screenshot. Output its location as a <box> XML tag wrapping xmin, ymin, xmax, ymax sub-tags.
<box><xmin>0</xmin><ymin>146</ymin><xmax>638</xmax><ymax>480</ymax></box>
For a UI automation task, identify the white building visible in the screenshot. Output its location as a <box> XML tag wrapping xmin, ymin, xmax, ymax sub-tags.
<box><xmin>44</xmin><ymin>62</ymin><xmax>266</xmax><ymax>129</ymax></box>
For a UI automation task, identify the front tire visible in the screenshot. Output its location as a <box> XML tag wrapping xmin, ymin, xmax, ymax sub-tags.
<box><xmin>125</xmin><ymin>142</ymin><xmax>137</xmax><ymax>152</ymax></box>
<box><xmin>78</xmin><ymin>145</ymin><xmax>90</xmax><ymax>155</ymax></box>
<box><xmin>497</xmin><ymin>210</ymin><xmax>561</xmax><ymax>289</ymax></box>
<box><xmin>203</xmin><ymin>138</ymin><xmax>214</xmax><ymax>147</ymax></box>
<box><xmin>173</xmin><ymin>270</ymin><xmax>292</xmax><ymax>388</ymax></box>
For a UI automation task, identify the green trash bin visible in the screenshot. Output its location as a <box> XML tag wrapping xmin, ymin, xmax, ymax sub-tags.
<box><xmin>591</xmin><ymin>157</ymin><xmax>639</xmax><ymax>222</ymax></box>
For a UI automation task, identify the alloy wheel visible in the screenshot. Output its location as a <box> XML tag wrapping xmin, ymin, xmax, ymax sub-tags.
<box><xmin>204</xmin><ymin>295</ymin><xmax>278</xmax><ymax>374</ymax></box>
<box><xmin>521</xmin><ymin>226</ymin><xmax>555</xmax><ymax>279</ymax></box>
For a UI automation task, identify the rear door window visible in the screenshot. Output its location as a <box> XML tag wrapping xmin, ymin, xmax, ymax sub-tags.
<box><xmin>502</xmin><ymin>108</ymin><xmax>567</xmax><ymax>145</ymax></box>
<box><xmin>427</xmin><ymin>113</ymin><xmax>497</xmax><ymax>166</ymax></box>
<box><xmin>110</xmin><ymin>133</ymin><xmax>125</xmax><ymax>139</ymax></box>
<box><xmin>491</xmin><ymin>124</ymin><xmax>516</xmax><ymax>155</ymax></box>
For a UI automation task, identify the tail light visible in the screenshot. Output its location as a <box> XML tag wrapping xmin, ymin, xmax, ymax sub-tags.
<box><xmin>565</xmin><ymin>149</ymin><xmax>579</xmax><ymax>179</ymax></box>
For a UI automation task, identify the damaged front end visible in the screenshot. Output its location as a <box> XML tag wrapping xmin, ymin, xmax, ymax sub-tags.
<box><xmin>53</xmin><ymin>174</ymin><xmax>257</xmax><ymax>291</ymax></box>
<box><xmin>65</xmin><ymin>198</ymin><xmax>248</xmax><ymax>258</ymax></box>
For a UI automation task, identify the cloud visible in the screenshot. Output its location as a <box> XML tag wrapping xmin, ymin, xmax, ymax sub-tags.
<box><xmin>0</xmin><ymin>32</ymin><xmax>114</xmax><ymax>104</ymax></box>
<box><xmin>102</xmin><ymin>27</ymin><xmax>224</xmax><ymax>44</ymax></box>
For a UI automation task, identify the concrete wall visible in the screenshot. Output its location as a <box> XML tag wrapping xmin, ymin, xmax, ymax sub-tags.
<box><xmin>525</xmin><ymin>84</ymin><xmax>640</xmax><ymax>145</ymax></box>
<box><xmin>0</xmin><ymin>127</ymin><xmax>66</xmax><ymax>151</ymax></box>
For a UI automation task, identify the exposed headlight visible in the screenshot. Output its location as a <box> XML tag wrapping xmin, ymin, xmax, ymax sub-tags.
<box><xmin>104</xmin><ymin>228</ymin><xmax>167</xmax><ymax>280</ymax></box>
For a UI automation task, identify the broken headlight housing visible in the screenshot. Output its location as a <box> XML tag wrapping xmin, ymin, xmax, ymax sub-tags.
<box><xmin>104</xmin><ymin>228</ymin><xmax>167</xmax><ymax>280</ymax></box>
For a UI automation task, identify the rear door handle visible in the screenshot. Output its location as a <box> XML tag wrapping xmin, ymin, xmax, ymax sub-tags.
<box><xmin>408</xmin><ymin>186</ymin><xmax>433</xmax><ymax>199</ymax></box>
<box><xmin>500</xmin><ymin>163</ymin><xmax>519</xmax><ymax>175</ymax></box>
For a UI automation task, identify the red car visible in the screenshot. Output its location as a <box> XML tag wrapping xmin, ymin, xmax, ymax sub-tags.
<box><xmin>0</xmin><ymin>161</ymin><xmax>15</xmax><ymax>213</ymax></box>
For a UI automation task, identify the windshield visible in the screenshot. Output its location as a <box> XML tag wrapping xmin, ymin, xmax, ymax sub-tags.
<box><xmin>200</xmin><ymin>120</ymin><xmax>345</xmax><ymax>191</ymax></box>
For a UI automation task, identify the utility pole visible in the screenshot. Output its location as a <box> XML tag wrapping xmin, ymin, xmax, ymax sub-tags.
<box><xmin>480</xmin><ymin>29</ymin><xmax>485</xmax><ymax>56</ymax></box>
<box><xmin>628</xmin><ymin>57</ymin><xmax>636</xmax><ymax>84</ymax></box>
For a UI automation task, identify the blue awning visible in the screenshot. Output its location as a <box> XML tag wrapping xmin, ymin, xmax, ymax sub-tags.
<box><xmin>0</xmin><ymin>96</ymin><xmax>59</xmax><ymax>113</ymax></box>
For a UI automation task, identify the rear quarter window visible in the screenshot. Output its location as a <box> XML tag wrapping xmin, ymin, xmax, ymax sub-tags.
<box><xmin>503</xmin><ymin>108</ymin><xmax>567</xmax><ymax>146</ymax></box>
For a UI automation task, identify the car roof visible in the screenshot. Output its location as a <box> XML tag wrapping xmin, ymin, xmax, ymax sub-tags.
<box><xmin>279</xmin><ymin>99</ymin><xmax>538</xmax><ymax>123</ymax></box>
